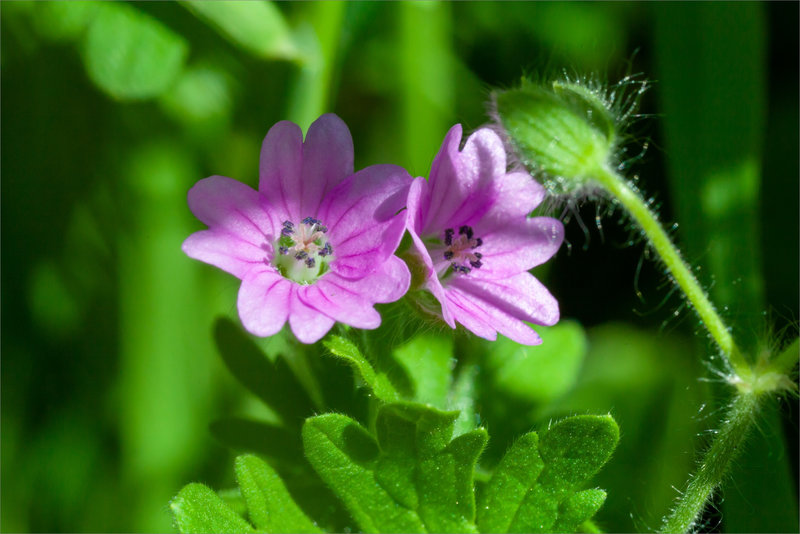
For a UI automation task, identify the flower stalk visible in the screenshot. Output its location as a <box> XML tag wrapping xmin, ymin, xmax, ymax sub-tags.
<box><xmin>592</xmin><ymin>164</ymin><xmax>750</xmax><ymax>380</ymax></box>
<box><xmin>659</xmin><ymin>391</ymin><xmax>759</xmax><ymax>533</ymax></box>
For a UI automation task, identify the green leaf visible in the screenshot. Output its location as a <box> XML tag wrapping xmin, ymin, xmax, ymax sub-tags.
<box><xmin>323</xmin><ymin>336</ymin><xmax>399</xmax><ymax>402</ymax></box>
<box><xmin>82</xmin><ymin>3</ymin><xmax>188</xmax><ymax>100</ymax></box>
<box><xmin>214</xmin><ymin>317</ymin><xmax>314</xmax><ymax>425</ymax></box>
<box><xmin>303</xmin><ymin>413</ymin><xmax>425</xmax><ymax>533</ymax></box>
<box><xmin>170</xmin><ymin>483</ymin><xmax>255</xmax><ymax>534</ymax></box>
<box><xmin>551</xmin><ymin>489</ymin><xmax>607</xmax><ymax>533</ymax></box>
<box><xmin>392</xmin><ymin>333</ymin><xmax>453</xmax><ymax>407</ymax></box>
<box><xmin>478</xmin><ymin>415</ymin><xmax>618</xmax><ymax>533</ymax></box>
<box><xmin>487</xmin><ymin>321</ymin><xmax>587</xmax><ymax>405</ymax></box>
<box><xmin>32</xmin><ymin>2</ymin><xmax>99</xmax><ymax>42</ymax></box>
<box><xmin>304</xmin><ymin>402</ymin><xmax>487</xmax><ymax>533</ymax></box>
<box><xmin>180</xmin><ymin>0</ymin><xmax>298</xmax><ymax>60</ymax></box>
<box><xmin>235</xmin><ymin>455</ymin><xmax>322</xmax><ymax>533</ymax></box>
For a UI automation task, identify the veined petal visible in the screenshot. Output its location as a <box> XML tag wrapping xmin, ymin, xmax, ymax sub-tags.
<box><xmin>322</xmin><ymin>164</ymin><xmax>411</xmax><ymax>278</ymax></box>
<box><xmin>448</xmin><ymin>271</ymin><xmax>560</xmax><ymax>328</ymax></box>
<box><xmin>299</xmin><ymin>114</ymin><xmax>354</xmax><ymax>218</ymax></box>
<box><xmin>472</xmin><ymin>216</ymin><xmax>564</xmax><ymax>278</ymax></box>
<box><xmin>182</xmin><ymin>229</ymin><xmax>266</xmax><ymax>279</ymax></box>
<box><xmin>299</xmin><ymin>280</ymin><xmax>381</xmax><ymax>330</ymax></box>
<box><xmin>238</xmin><ymin>268</ymin><xmax>291</xmax><ymax>337</ymax></box>
<box><xmin>187</xmin><ymin>175</ymin><xmax>276</xmax><ymax>246</ymax></box>
<box><xmin>287</xmin><ymin>292</ymin><xmax>336</xmax><ymax>344</ymax></box>
<box><xmin>447</xmin><ymin>285</ymin><xmax>543</xmax><ymax>345</ymax></box>
<box><xmin>259</xmin><ymin>120</ymin><xmax>304</xmax><ymax>221</ymax></box>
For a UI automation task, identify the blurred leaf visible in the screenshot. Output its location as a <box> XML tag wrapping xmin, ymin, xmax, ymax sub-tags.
<box><xmin>477</xmin><ymin>415</ymin><xmax>618</xmax><ymax>533</ymax></box>
<box><xmin>235</xmin><ymin>455</ymin><xmax>322</xmax><ymax>533</ymax></box>
<box><xmin>82</xmin><ymin>3</ymin><xmax>188</xmax><ymax>100</ymax></box>
<box><xmin>209</xmin><ymin>418</ymin><xmax>302</xmax><ymax>465</ymax></box>
<box><xmin>303</xmin><ymin>401</ymin><xmax>487</xmax><ymax>533</ymax></box>
<box><xmin>160</xmin><ymin>63</ymin><xmax>234</xmax><ymax>125</ymax></box>
<box><xmin>32</xmin><ymin>2</ymin><xmax>99</xmax><ymax>42</ymax></box>
<box><xmin>28</xmin><ymin>259</ymin><xmax>82</xmax><ymax>338</ymax></box>
<box><xmin>487</xmin><ymin>321</ymin><xmax>587</xmax><ymax>405</ymax></box>
<box><xmin>170</xmin><ymin>483</ymin><xmax>255</xmax><ymax>534</ymax></box>
<box><xmin>323</xmin><ymin>336</ymin><xmax>399</xmax><ymax>402</ymax></box>
<box><xmin>180</xmin><ymin>0</ymin><xmax>298</xmax><ymax>60</ymax></box>
<box><xmin>214</xmin><ymin>317</ymin><xmax>314</xmax><ymax>426</ymax></box>
<box><xmin>392</xmin><ymin>333</ymin><xmax>453</xmax><ymax>408</ymax></box>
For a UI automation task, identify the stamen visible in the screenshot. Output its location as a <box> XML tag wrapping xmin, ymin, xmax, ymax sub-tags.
<box><xmin>473</xmin><ymin>238</ymin><xmax>482</xmax><ymax>248</ymax></box>
<box><xmin>279</xmin><ymin>246</ymin><xmax>289</xmax><ymax>255</ymax></box>
<box><xmin>281</xmin><ymin>227</ymin><xmax>294</xmax><ymax>236</ymax></box>
<box><xmin>305</xmin><ymin>257</ymin><xmax>316</xmax><ymax>268</ymax></box>
<box><xmin>442</xmin><ymin>225</ymin><xmax>484</xmax><ymax>275</ymax></box>
<box><xmin>444</xmin><ymin>228</ymin><xmax>454</xmax><ymax>246</ymax></box>
<box><xmin>443</xmin><ymin>250</ymin><xmax>454</xmax><ymax>260</ymax></box>
<box><xmin>459</xmin><ymin>226</ymin><xmax>473</xmax><ymax>239</ymax></box>
<box><xmin>295</xmin><ymin>251</ymin><xmax>308</xmax><ymax>260</ymax></box>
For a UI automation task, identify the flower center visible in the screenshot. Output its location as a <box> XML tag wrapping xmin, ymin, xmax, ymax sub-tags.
<box><xmin>443</xmin><ymin>225</ymin><xmax>483</xmax><ymax>275</ymax></box>
<box><xmin>272</xmin><ymin>216</ymin><xmax>334</xmax><ymax>284</ymax></box>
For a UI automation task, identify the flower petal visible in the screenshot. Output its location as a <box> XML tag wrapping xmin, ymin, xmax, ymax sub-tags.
<box><xmin>187</xmin><ymin>175</ymin><xmax>276</xmax><ymax>247</ymax></box>
<box><xmin>448</xmin><ymin>271</ymin><xmax>560</xmax><ymax>328</ymax></box>
<box><xmin>422</xmin><ymin>127</ymin><xmax>508</xmax><ymax>234</ymax></box>
<box><xmin>182</xmin><ymin>229</ymin><xmax>266</xmax><ymax>279</ymax></box>
<box><xmin>448</xmin><ymin>285</ymin><xmax>543</xmax><ymax>345</ymax></box>
<box><xmin>237</xmin><ymin>268</ymin><xmax>291</xmax><ymax>337</ymax></box>
<box><xmin>471</xmin><ymin>216</ymin><xmax>564</xmax><ymax>278</ymax></box>
<box><xmin>298</xmin><ymin>280</ymin><xmax>381</xmax><ymax>330</ymax></box>
<box><xmin>287</xmin><ymin>292</ymin><xmax>336</xmax><ymax>344</ymax></box>
<box><xmin>299</xmin><ymin>113</ymin><xmax>354</xmax><ymax>218</ymax></box>
<box><xmin>259</xmin><ymin>120</ymin><xmax>304</xmax><ymax>221</ymax></box>
<box><xmin>322</xmin><ymin>164</ymin><xmax>412</xmax><ymax>278</ymax></box>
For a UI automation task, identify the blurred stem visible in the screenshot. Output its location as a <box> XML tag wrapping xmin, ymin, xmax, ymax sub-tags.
<box><xmin>287</xmin><ymin>1</ymin><xmax>345</xmax><ymax>131</ymax></box>
<box><xmin>594</xmin><ymin>164</ymin><xmax>749</xmax><ymax>379</ymax></box>
<box><xmin>659</xmin><ymin>391</ymin><xmax>759</xmax><ymax>533</ymax></box>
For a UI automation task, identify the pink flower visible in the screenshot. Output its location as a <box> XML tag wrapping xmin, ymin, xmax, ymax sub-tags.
<box><xmin>182</xmin><ymin>114</ymin><xmax>412</xmax><ymax>343</ymax></box>
<box><xmin>406</xmin><ymin>125</ymin><xmax>564</xmax><ymax>345</ymax></box>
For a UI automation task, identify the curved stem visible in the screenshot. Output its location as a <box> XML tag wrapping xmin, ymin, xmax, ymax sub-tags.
<box><xmin>594</xmin><ymin>165</ymin><xmax>750</xmax><ymax>378</ymax></box>
<box><xmin>659</xmin><ymin>391</ymin><xmax>759</xmax><ymax>533</ymax></box>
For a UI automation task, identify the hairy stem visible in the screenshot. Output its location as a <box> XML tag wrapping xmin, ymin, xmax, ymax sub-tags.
<box><xmin>594</xmin><ymin>165</ymin><xmax>750</xmax><ymax>378</ymax></box>
<box><xmin>659</xmin><ymin>391</ymin><xmax>759</xmax><ymax>533</ymax></box>
<box><xmin>769</xmin><ymin>338</ymin><xmax>799</xmax><ymax>376</ymax></box>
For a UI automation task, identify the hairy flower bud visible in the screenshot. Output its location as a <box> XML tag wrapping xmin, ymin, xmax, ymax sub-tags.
<box><xmin>492</xmin><ymin>77</ymin><xmax>645</xmax><ymax>197</ymax></box>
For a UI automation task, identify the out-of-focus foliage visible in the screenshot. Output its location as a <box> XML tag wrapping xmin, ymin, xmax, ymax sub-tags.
<box><xmin>2</xmin><ymin>2</ymin><xmax>797</xmax><ymax>533</ymax></box>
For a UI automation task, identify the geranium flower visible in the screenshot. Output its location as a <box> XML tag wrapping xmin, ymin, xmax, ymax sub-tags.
<box><xmin>182</xmin><ymin>114</ymin><xmax>412</xmax><ymax>343</ymax></box>
<box><xmin>406</xmin><ymin>125</ymin><xmax>564</xmax><ymax>345</ymax></box>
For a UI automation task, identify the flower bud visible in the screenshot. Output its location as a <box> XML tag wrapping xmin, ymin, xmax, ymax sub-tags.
<box><xmin>492</xmin><ymin>78</ymin><xmax>633</xmax><ymax>197</ymax></box>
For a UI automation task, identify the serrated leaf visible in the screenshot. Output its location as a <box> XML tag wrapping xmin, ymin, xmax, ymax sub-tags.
<box><xmin>478</xmin><ymin>432</ymin><xmax>546</xmax><ymax>533</ymax></box>
<box><xmin>538</xmin><ymin>415</ymin><xmax>619</xmax><ymax>492</ymax></box>
<box><xmin>235</xmin><ymin>455</ymin><xmax>322</xmax><ymax>533</ymax></box>
<box><xmin>214</xmin><ymin>317</ymin><xmax>314</xmax><ymax>425</ymax></box>
<box><xmin>392</xmin><ymin>333</ymin><xmax>453</xmax><ymax>407</ymax></box>
<box><xmin>305</xmin><ymin>402</ymin><xmax>486</xmax><ymax>533</ymax></box>
<box><xmin>303</xmin><ymin>413</ymin><xmax>425</xmax><ymax>533</ymax></box>
<box><xmin>323</xmin><ymin>336</ymin><xmax>399</xmax><ymax>402</ymax></box>
<box><xmin>171</xmin><ymin>483</ymin><xmax>254</xmax><ymax>534</ymax></box>
<box><xmin>181</xmin><ymin>0</ymin><xmax>298</xmax><ymax>60</ymax></box>
<box><xmin>551</xmin><ymin>489</ymin><xmax>606</xmax><ymax>533</ymax></box>
<box><xmin>82</xmin><ymin>3</ymin><xmax>188</xmax><ymax>100</ymax></box>
<box><xmin>210</xmin><ymin>417</ymin><xmax>302</xmax><ymax>465</ymax></box>
<box><xmin>478</xmin><ymin>415</ymin><xmax>618</xmax><ymax>533</ymax></box>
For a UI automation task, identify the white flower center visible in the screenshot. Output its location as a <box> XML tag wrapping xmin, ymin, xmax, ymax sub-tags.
<box><xmin>272</xmin><ymin>217</ymin><xmax>334</xmax><ymax>284</ymax></box>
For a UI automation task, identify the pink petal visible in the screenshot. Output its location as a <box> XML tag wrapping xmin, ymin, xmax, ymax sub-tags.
<box><xmin>259</xmin><ymin>120</ymin><xmax>304</xmax><ymax>221</ymax></box>
<box><xmin>182</xmin><ymin>229</ymin><xmax>266</xmax><ymax>279</ymax></box>
<box><xmin>299</xmin><ymin>114</ymin><xmax>354</xmax><ymax>218</ymax></box>
<box><xmin>298</xmin><ymin>281</ymin><xmax>381</xmax><ymax>330</ymax></box>
<box><xmin>448</xmin><ymin>271</ymin><xmax>560</xmax><ymax>328</ymax></box>
<box><xmin>237</xmin><ymin>268</ymin><xmax>292</xmax><ymax>337</ymax></box>
<box><xmin>287</xmin><ymin>293</ymin><xmax>336</xmax><ymax>344</ymax></box>
<box><xmin>472</xmin><ymin>216</ymin><xmax>564</xmax><ymax>278</ymax></box>
<box><xmin>422</xmin><ymin>127</ymin><xmax>507</xmax><ymax>234</ymax></box>
<box><xmin>321</xmin><ymin>164</ymin><xmax>411</xmax><ymax>278</ymax></box>
<box><xmin>187</xmin><ymin>176</ymin><xmax>277</xmax><ymax>247</ymax></box>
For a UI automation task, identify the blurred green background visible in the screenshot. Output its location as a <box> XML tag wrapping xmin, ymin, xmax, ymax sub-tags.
<box><xmin>1</xmin><ymin>2</ymin><xmax>797</xmax><ymax>532</ymax></box>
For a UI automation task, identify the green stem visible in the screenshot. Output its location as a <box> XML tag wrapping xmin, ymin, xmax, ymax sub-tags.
<box><xmin>594</xmin><ymin>164</ymin><xmax>750</xmax><ymax>378</ymax></box>
<box><xmin>659</xmin><ymin>391</ymin><xmax>759</xmax><ymax>533</ymax></box>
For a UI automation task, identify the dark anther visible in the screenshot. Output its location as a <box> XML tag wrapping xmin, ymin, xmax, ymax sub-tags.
<box><xmin>279</xmin><ymin>246</ymin><xmax>289</xmax><ymax>255</ymax></box>
<box><xmin>318</xmin><ymin>225</ymin><xmax>328</xmax><ymax>233</ymax></box>
<box><xmin>305</xmin><ymin>257</ymin><xmax>316</xmax><ymax>268</ymax></box>
<box><xmin>295</xmin><ymin>251</ymin><xmax>308</xmax><ymax>260</ymax></box>
<box><xmin>319</xmin><ymin>243</ymin><xmax>332</xmax><ymax>257</ymax></box>
<box><xmin>282</xmin><ymin>220</ymin><xmax>294</xmax><ymax>228</ymax></box>
<box><xmin>281</xmin><ymin>227</ymin><xmax>294</xmax><ymax>236</ymax></box>
<box><xmin>443</xmin><ymin>250</ymin><xmax>454</xmax><ymax>260</ymax></box>
<box><xmin>473</xmin><ymin>237</ymin><xmax>483</xmax><ymax>248</ymax></box>
<box><xmin>459</xmin><ymin>225</ymin><xmax>474</xmax><ymax>239</ymax></box>
<box><xmin>444</xmin><ymin>228</ymin><xmax>454</xmax><ymax>246</ymax></box>
<box><xmin>470</xmin><ymin>260</ymin><xmax>483</xmax><ymax>269</ymax></box>
<box><xmin>474</xmin><ymin>252</ymin><xmax>482</xmax><ymax>259</ymax></box>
